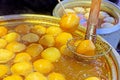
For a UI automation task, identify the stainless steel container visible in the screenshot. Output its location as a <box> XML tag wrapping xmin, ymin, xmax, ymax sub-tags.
<box><xmin>53</xmin><ymin>0</ymin><xmax>120</xmax><ymax>49</ymax></box>
<box><xmin>0</xmin><ymin>14</ymin><xmax>119</xmax><ymax>80</ymax></box>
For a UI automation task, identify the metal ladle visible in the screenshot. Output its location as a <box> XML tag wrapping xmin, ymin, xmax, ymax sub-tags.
<box><xmin>67</xmin><ymin>0</ymin><xmax>104</xmax><ymax>61</ymax></box>
<box><xmin>57</xmin><ymin>0</ymin><xmax>111</xmax><ymax>61</ymax></box>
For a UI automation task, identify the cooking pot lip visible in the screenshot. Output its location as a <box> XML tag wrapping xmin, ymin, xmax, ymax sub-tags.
<box><xmin>53</xmin><ymin>0</ymin><xmax>120</xmax><ymax>34</ymax></box>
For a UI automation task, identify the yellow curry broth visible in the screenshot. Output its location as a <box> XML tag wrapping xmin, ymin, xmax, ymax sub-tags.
<box><xmin>0</xmin><ymin>24</ymin><xmax>110</xmax><ymax>80</ymax></box>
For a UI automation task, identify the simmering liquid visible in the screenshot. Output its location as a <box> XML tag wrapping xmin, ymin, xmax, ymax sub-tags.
<box><xmin>0</xmin><ymin>24</ymin><xmax>110</xmax><ymax>80</ymax></box>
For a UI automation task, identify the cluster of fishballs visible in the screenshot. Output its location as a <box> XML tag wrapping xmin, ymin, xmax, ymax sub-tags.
<box><xmin>0</xmin><ymin>13</ymin><xmax>100</xmax><ymax>80</ymax></box>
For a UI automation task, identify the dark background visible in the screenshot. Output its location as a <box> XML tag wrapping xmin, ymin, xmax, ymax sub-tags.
<box><xmin>0</xmin><ymin>0</ymin><xmax>59</xmax><ymax>15</ymax></box>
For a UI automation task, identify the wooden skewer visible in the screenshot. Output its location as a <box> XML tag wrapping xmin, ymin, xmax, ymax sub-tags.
<box><xmin>85</xmin><ymin>0</ymin><xmax>101</xmax><ymax>43</ymax></box>
<box><xmin>57</xmin><ymin>0</ymin><xmax>67</xmax><ymax>15</ymax></box>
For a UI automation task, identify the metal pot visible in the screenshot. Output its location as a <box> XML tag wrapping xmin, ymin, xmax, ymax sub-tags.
<box><xmin>53</xmin><ymin>0</ymin><xmax>120</xmax><ymax>49</ymax></box>
<box><xmin>0</xmin><ymin>14</ymin><xmax>119</xmax><ymax>80</ymax></box>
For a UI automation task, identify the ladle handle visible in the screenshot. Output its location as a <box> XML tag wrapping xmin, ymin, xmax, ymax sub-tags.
<box><xmin>85</xmin><ymin>0</ymin><xmax>101</xmax><ymax>43</ymax></box>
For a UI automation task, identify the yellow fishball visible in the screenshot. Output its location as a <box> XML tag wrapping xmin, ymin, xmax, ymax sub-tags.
<box><xmin>59</xmin><ymin>45</ymin><xmax>73</xmax><ymax>57</ymax></box>
<box><xmin>60</xmin><ymin>13</ymin><xmax>79</xmax><ymax>32</ymax></box>
<box><xmin>25</xmin><ymin>72</ymin><xmax>47</xmax><ymax>80</ymax></box>
<box><xmin>14</xmin><ymin>52</ymin><xmax>32</xmax><ymax>63</ymax></box>
<box><xmin>4</xmin><ymin>32</ymin><xmax>20</xmax><ymax>43</ymax></box>
<box><xmin>84</xmin><ymin>77</ymin><xmax>100</xmax><ymax>80</ymax></box>
<box><xmin>6</xmin><ymin>41</ymin><xmax>26</xmax><ymax>53</ymax></box>
<box><xmin>55</xmin><ymin>32</ymin><xmax>73</xmax><ymax>47</ymax></box>
<box><xmin>0</xmin><ymin>26</ymin><xmax>8</xmax><ymax>37</ymax></box>
<box><xmin>76</xmin><ymin>40</ymin><xmax>96</xmax><ymax>56</ymax></box>
<box><xmin>11</xmin><ymin>62</ymin><xmax>33</xmax><ymax>76</ymax></box>
<box><xmin>0</xmin><ymin>39</ymin><xmax>7</xmax><ymax>48</ymax></box>
<box><xmin>22</xmin><ymin>33</ymin><xmax>39</xmax><ymax>43</ymax></box>
<box><xmin>31</xmin><ymin>25</ymin><xmax>46</xmax><ymax>36</ymax></box>
<box><xmin>46</xmin><ymin>26</ymin><xmax>62</xmax><ymax>36</ymax></box>
<box><xmin>48</xmin><ymin>72</ymin><xmax>66</xmax><ymax>80</ymax></box>
<box><xmin>39</xmin><ymin>34</ymin><xmax>55</xmax><ymax>47</ymax></box>
<box><xmin>26</xmin><ymin>43</ymin><xmax>43</xmax><ymax>57</ymax></box>
<box><xmin>41</xmin><ymin>47</ymin><xmax>61</xmax><ymax>62</ymax></box>
<box><xmin>60</xmin><ymin>45</ymin><xmax>69</xmax><ymax>55</ymax></box>
<box><xmin>74</xmin><ymin>40</ymin><xmax>82</xmax><ymax>47</ymax></box>
<box><xmin>3</xmin><ymin>75</ymin><xmax>23</xmax><ymax>80</ymax></box>
<box><xmin>0</xmin><ymin>64</ymin><xmax>9</xmax><ymax>77</ymax></box>
<box><xmin>0</xmin><ymin>49</ymin><xmax>15</xmax><ymax>63</ymax></box>
<box><xmin>15</xmin><ymin>24</ymin><xmax>31</xmax><ymax>34</ymax></box>
<box><xmin>33</xmin><ymin>59</ymin><xmax>54</xmax><ymax>74</ymax></box>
